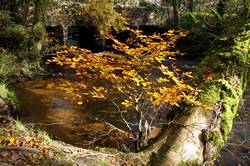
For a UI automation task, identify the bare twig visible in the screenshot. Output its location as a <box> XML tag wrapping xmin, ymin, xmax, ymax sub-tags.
<box><xmin>99</xmin><ymin>118</ymin><xmax>129</xmax><ymax>136</ymax></box>
<box><xmin>111</xmin><ymin>101</ymin><xmax>137</xmax><ymax>139</ymax></box>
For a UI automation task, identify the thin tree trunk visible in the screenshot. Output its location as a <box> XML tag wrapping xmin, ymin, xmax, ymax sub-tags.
<box><xmin>217</xmin><ymin>0</ymin><xmax>227</xmax><ymax>16</ymax></box>
<box><xmin>243</xmin><ymin>0</ymin><xmax>250</xmax><ymax>16</ymax></box>
<box><xmin>22</xmin><ymin>0</ymin><xmax>30</xmax><ymax>25</ymax></box>
<box><xmin>189</xmin><ymin>0</ymin><xmax>194</xmax><ymax>12</ymax></box>
<box><xmin>62</xmin><ymin>25</ymin><xmax>68</xmax><ymax>46</ymax></box>
<box><xmin>172</xmin><ymin>0</ymin><xmax>180</xmax><ymax>28</ymax></box>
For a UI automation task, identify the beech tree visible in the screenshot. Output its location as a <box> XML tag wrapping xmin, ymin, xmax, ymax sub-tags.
<box><xmin>48</xmin><ymin>25</ymin><xmax>201</xmax><ymax>151</ymax></box>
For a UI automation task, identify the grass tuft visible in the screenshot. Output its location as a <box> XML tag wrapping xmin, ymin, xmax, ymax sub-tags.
<box><xmin>14</xmin><ymin>119</ymin><xmax>27</xmax><ymax>133</ymax></box>
<box><xmin>0</xmin><ymin>83</ymin><xmax>18</xmax><ymax>109</ymax></box>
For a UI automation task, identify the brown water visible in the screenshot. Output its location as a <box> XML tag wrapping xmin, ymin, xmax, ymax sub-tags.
<box><xmin>15</xmin><ymin>79</ymin><xmax>134</xmax><ymax>151</ymax></box>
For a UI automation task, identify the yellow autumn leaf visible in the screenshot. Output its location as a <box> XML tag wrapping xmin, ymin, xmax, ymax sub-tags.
<box><xmin>157</xmin><ymin>77</ymin><xmax>169</xmax><ymax>83</ymax></box>
<box><xmin>183</xmin><ymin>72</ymin><xmax>193</xmax><ymax>78</ymax></box>
<box><xmin>141</xmin><ymin>81</ymin><xmax>148</xmax><ymax>87</ymax></box>
<box><xmin>77</xmin><ymin>101</ymin><xmax>83</xmax><ymax>105</ymax></box>
<box><xmin>9</xmin><ymin>137</ymin><xmax>16</xmax><ymax>144</ymax></box>
<box><xmin>121</xmin><ymin>99</ymin><xmax>133</xmax><ymax>108</ymax></box>
<box><xmin>91</xmin><ymin>87</ymin><xmax>108</xmax><ymax>99</ymax></box>
<box><xmin>46</xmin><ymin>83</ymin><xmax>54</xmax><ymax>88</ymax></box>
<box><xmin>155</xmin><ymin>56</ymin><xmax>164</xmax><ymax>62</ymax></box>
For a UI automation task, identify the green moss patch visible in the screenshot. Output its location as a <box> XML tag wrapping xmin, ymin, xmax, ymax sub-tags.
<box><xmin>204</xmin><ymin>131</ymin><xmax>224</xmax><ymax>149</ymax></box>
<box><xmin>200</xmin><ymin>83</ymin><xmax>221</xmax><ymax>108</ymax></box>
<box><xmin>178</xmin><ymin>159</ymin><xmax>201</xmax><ymax>166</ymax></box>
<box><xmin>220</xmin><ymin>96</ymin><xmax>239</xmax><ymax>140</ymax></box>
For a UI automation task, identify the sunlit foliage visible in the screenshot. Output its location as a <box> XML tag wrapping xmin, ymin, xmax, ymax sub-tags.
<box><xmin>48</xmin><ymin>27</ymin><xmax>200</xmax><ymax>150</ymax></box>
<box><xmin>77</xmin><ymin>0</ymin><xmax>128</xmax><ymax>35</ymax></box>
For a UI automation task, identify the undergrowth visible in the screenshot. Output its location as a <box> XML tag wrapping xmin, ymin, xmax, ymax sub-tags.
<box><xmin>0</xmin><ymin>118</ymin><xmax>73</xmax><ymax>166</ymax></box>
<box><xmin>0</xmin><ymin>83</ymin><xmax>18</xmax><ymax>109</ymax></box>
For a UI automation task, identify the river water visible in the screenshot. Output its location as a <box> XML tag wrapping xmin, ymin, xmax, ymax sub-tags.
<box><xmin>15</xmin><ymin>79</ymin><xmax>135</xmax><ymax>151</ymax></box>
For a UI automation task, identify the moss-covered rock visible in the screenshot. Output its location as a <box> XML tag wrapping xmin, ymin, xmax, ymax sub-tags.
<box><xmin>204</xmin><ymin>131</ymin><xmax>224</xmax><ymax>149</ymax></box>
<box><xmin>199</xmin><ymin>25</ymin><xmax>250</xmax><ymax>165</ymax></box>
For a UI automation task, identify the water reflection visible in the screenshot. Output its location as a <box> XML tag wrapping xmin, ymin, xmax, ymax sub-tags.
<box><xmin>15</xmin><ymin>79</ymin><xmax>134</xmax><ymax>151</ymax></box>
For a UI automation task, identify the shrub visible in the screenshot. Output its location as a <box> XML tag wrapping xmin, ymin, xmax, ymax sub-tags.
<box><xmin>0</xmin><ymin>10</ymin><xmax>13</xmax><ymax>28</ymax></box>
<box><xmin>79</xmin><ymin>0</ymin><xmax>127</xmax><ymax>36</ymax></box>
<box><xmin>0</xmin><ymin>51</ymin><xmax>19</xmax><ymax>80</ymax></box>
<box><xmin>0</xmin><ymin>50</ymin><xmax>36</xmax><ymax>80</ymax></box>
<box><xmin>0</xmin><ymin>25</ymin><xmax>31</xmax><ymax>50</ymax></box>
